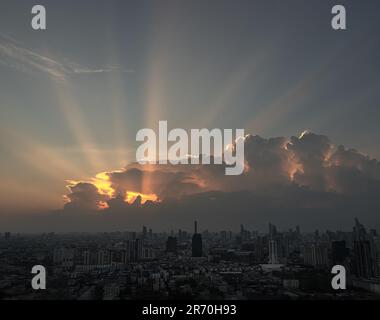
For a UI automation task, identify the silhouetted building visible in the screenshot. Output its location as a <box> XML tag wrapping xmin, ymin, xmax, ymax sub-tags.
<box><xmin>166</xmin><ymin>236</ymin><xmax>178</xmax><ymax>254</ymax></box>
<box><xmin>353</xmin><ymin>240</ymin><xmax>376</xmax><ymax>278</ymax></box>
<box><xmin>126</xmin><ymin>239</ymin><xmax>144</xmax><ymax>261</ymax></box>
<box><xmin>304</xmin><ymin>242</ymin><xmax>329</xmax><ymax>269</ymax></box>
<box><xmin>353</xmin><ymin>218</ymin><xmax>378</xmax><ymax>278</ymax></box>
<box><xmin>332</xmin><ymin>241</ymin><xmax>349</xmax><ymax>265</ymax></box>
<box><xmin>192</xmin><ymin>220</ymin><xmax>203</xmax><ymax>257</ymax></box>
<box><xmin>268</xmin><ymin>239</ymin><xmax>279</xmax><ymax>264</ymax></box>
<box><xmin>142</xmin><ymin>225</ymin><xmax>147</xmax><ymax>239</ymax></box>
<box><xmin>269</xmin><ymin>223</ymin><xmax>277</xmax><ymax>239</ymax></box>
<box><xmin>97</xmin><ymin>249</ymin><xmax>111</xmax><ymax>265</ymax></box>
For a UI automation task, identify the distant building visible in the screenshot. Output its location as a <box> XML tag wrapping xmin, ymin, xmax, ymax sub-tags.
<box><xmin>103</xmin><ymin>283</ymin><xmax>120</xmax><ymax>300</ymax></box>
<box><xmin>304</xmin><ymin>242</ymin><xmax>329</xmax><ymax>269</ymax></box>
<box><xmin>269</xmin><ymin>223</ymin><xmax>277</xmax><ymax>238</ymax></box>
<box><xmin>353</xmin><ymin>240</ymin><xmax>376</xmax><ymax>278</ymax></box>
<box><xmin>83</xmin><ymin>250</ymin><xmax>98</xmax><ymax>265</ymax></box>
<box><xmin>142</xmin><ymin>225</ymin><xmax>147</xmax><ymax>239</ymax></box>
<box><xmin>353</xmin><ymin>218</ymin><xmax>378</xmax><ymax>278</ymax></box>
<box><xmin>166</xmin><ymin>236</ymin><xmax>178</xmax><ymax>254</ymax></box>
<box><xmin>4</xmin><ymin>232</ymin><xmax>10</xmax><ymax>240</ymax></box>
<box><xmin>97</xmin><ymin>249</ymin><xmax>111</xmax><ymax>265</ymax></box>
<box><xmin>126</xmin><ymin>239</ymin><xmax>145</xmax><ymax>261</ymax></box>
<box><xmin>192</xmin><ymin>220</ymin><xmax>203</xmax><ymax>257</ymax></box>
<box><xmin>283</xmin><ymin>279</ymin><xmax>299</xmax><ymax>289</ymax></box>
<box><xmin>268</xmin><ymin>239</ymin><xmax>279</xmax><ymax>264</ymax></box>
<box><xmin>254</xmin><ymin>237</ymin><xmax>266</xmax><ymax>263</ymax></box>
<box><xmin>53</xmin><ymin>247</ymin><xmax>75</xmax><ymax>268</ymax></box>
<box><xmin>110</xmin><ymin>249</ymin><xmax>126</xmax><ymax>265</ymax></box>
<box><xmin>332</xmin><ymin>241</ymin><xmax>349</xmax><ymax>265</ymax></box>
<box><xmin>296</xmin><ymin>225</ymin><xmax>301</xmax><ymax>236</ymax></box>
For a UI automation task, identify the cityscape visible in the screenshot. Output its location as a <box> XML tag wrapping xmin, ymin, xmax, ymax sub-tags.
<box><xmin>1</xmin><ymin>1</ymin><xmax>380</xmax><ymax>309</ymax></box>
<box><xmin>1</xmin><ymin>218</ymin><xmax>380</xmax><ymax>300</ymax></box>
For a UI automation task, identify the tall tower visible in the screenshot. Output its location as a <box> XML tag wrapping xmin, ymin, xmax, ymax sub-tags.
<box><xmin>192</xmin><ymin>220</ymin><xmax>203</xmax><ymax>257</ymax></box>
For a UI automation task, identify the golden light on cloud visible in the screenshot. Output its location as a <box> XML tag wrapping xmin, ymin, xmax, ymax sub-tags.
<box><xmin>64</xmin><ymin>169</ymin><xmax>160</xmax><ymax>210</ymax></box>
<box><xmin>98</xmin><ymin>201</ymin><xmax>110</xmax><ymax>210</ymax></box>
<box><xmin>125</xmin><ymin>191</ymin><xmax>159</xmax><ymax>204</ymax></box>
<box><xmin>94</xmin><ymin>171</ymin><xmax>160</xmax><ymax>205</ymax></box>
<box><xmin>288</xmin><ymin>162</ymin><xmax>304</xmax><ymax>181</ymax></box>
<box><xmin>92</xmin><ymin>172</ymin><xmax>115</xmax><ymax>197</ymax></box>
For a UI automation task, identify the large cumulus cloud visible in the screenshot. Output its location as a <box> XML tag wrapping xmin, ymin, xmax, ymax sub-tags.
<box><xmin>64</xmin><ymin>182</ymin><xmax>109</xmax><ymax>211</ymax></box>
<box><xmin>57</xmin><ymin>131</ymin><xmax>380</xmax><ymax>231</ymax></box>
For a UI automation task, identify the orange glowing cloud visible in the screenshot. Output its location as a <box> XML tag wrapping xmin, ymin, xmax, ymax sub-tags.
<box><xmin>125</xmin><ymin>191</ymin><xmax>160</xmax><ymax>204</ymax></box>
<box><xmin>64</xmin><ymin>170</ymin><xmax>160</xmax><ymax>210</ymax></box>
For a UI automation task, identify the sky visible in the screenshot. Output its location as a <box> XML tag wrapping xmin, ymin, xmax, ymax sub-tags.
<box><xmin>0</xmin><ymin>0</ymin><xmax>380</xmax><ymax>232</ymax></box>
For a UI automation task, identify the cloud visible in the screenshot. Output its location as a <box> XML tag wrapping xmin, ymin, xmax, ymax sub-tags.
<box><xmin>63</xmin><ymin>130</ymin><xmax>380</xmax><ymax>202</ymax></box>
<box><xmin>326</xmin><ymin>145</ymin><xmax>380</xmax><ymax>195</ymax></box>
<box><xmin>2</xmin><ymin>130</ymin><xmax>375</xmax><ymax>231</ymax></box>
<box><xmin>55</xmin><ymin>130</ymin><xmax>380</xmax><ymax>231</ymax></box>
<box><xmin>287</xmin><ymin>132</ymin><xmax>332</xmax><ymax>190</ymax></box>
<box><xmin>0</xmin><ymin>34</ymin><xmax>133</xmax><ymax>82</ymax></box>
<box><xmin>64</xmin><ymin>182</ymin><xmax>109</xmax><ymax>211</ymax></box>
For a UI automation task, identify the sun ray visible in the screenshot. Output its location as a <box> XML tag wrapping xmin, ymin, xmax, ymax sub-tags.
<box><xmin>1</xmin><ymin>128</ymin><xmax>85</xmax><ymax>180</ymax></box>
<box><xmin>52</xmin><ymin>82</ymin><xmax>107</xmax><ymax>174</ymax></box>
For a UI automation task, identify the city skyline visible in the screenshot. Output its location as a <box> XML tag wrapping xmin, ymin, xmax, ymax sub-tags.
<box><xmin>1</xmin><ymin>217</ymin><xmax>380</xmax><ymax>300</ymax></box>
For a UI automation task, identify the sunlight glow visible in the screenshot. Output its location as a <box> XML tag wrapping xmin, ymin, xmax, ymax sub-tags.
<box><xmin>125</xmin><ymin>191</ymin><xmax>159</xmax><ymax>204</ymax></box>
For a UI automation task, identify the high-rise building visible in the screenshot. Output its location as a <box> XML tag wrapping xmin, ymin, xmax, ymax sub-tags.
<box><xmin>110</xmin><ymin>249</ymin><xmax>126</xmax><ymax>265</ymax></box>
<box><xmin>83</xmin><ymin>250</ymin><xmax>91</xmax><ymax>265</ymax></box>
<box><xmin>166</xmin><ymin>236</ymin><xmax>178</xmax><ymax>254</ymax></box>
<box><xmin>126</xmin><ymin>239</ymin><xmax>143</xmax><ymax>261</ymax></box>
<box><xmin>192</xmin><ymin>220</ymin><xmax>203</xmax><ymax>257</ymax></box>
<box><xmin>353</xmin><ymin>240</ymin><xmax>375</xmax><ymax>278</ymax></box>
<box><xmin>254</xmin><ymin>236</ymin><xmax>265</xmax><ymax>263</ymax></box>
<box><xmin>296</xmin><ymin>225</ymin><xmax>301</xmax><ymax>236</ymax></box>
<box><xmin>304</xmin><ymin>242</ymin><xmax>329</xmax><ymax>269</ymax></box>
<box><xmin>353</xmin><ymin>218</ymin><xmax>378</xmax><ymax>278</ymax></box>
<box><xmin>269</xmin><ymin>223</ymin><xmax>277</xmax><ymax>238</ymax></box>
<box><xmin>268</xmin><ymin>239</ymin><xmax>279</xmax><ymax>264</ymax></box>
<box><xmin>97</xmin><ymin>249</ymin><xmax>111</xmax><ymax>265</ymax></box>
<box><xmin>332</xmin><ymin>241</ymin><xmax>349</xmax><ymax>265</ymax></box>
<box><xmin>53</xmin><ymin>247</ymin><xmax>75</xmax><ymax>268</ymax></box>
<box><xmin>142</xmin><ymin>225</ymin><xmax>147</xmax><ymax>239</ymax></box>
<box><xmin>135</xmin><ymin>239</ymin><xmax>144</xmax><ymax>260</ymax></box>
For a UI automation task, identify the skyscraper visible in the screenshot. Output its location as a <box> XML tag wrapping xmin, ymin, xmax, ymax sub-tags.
<box><xmin>268</xmin><ymin>239</ymin><xmax>279</xmax><ymax>264</ymax></box>
<box><xmin>166</xmin><ymin>236</ymin><xmax>178</xmax><ymax>254</ymax></box>
<box><xmin>332</xmin><ymin>241</ymin><xmax>349</xmax><ymax>265</ymax></box>
<box><xmin>269</xmin><ymin>223</ymin><xmax>277</xmax><ymax>239</ymax></box>
<box><xmin>142</xmin><ymin>225</ymin><xmax>147</xmax><ymax>239</ymax></box>
<box><xmin>192</xmin><ymin>220</ymin><xmax>203</xmax><ymax>257</ymax></box>
<box><xmin>304</xmin><ymin>242</ymin><xmax>329</xmax><ymax>269</ymax></box>
<box><xmin>353</xmin><ymin>218</ymin><xmax>378</xmax><ymax>278</ymax></box>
